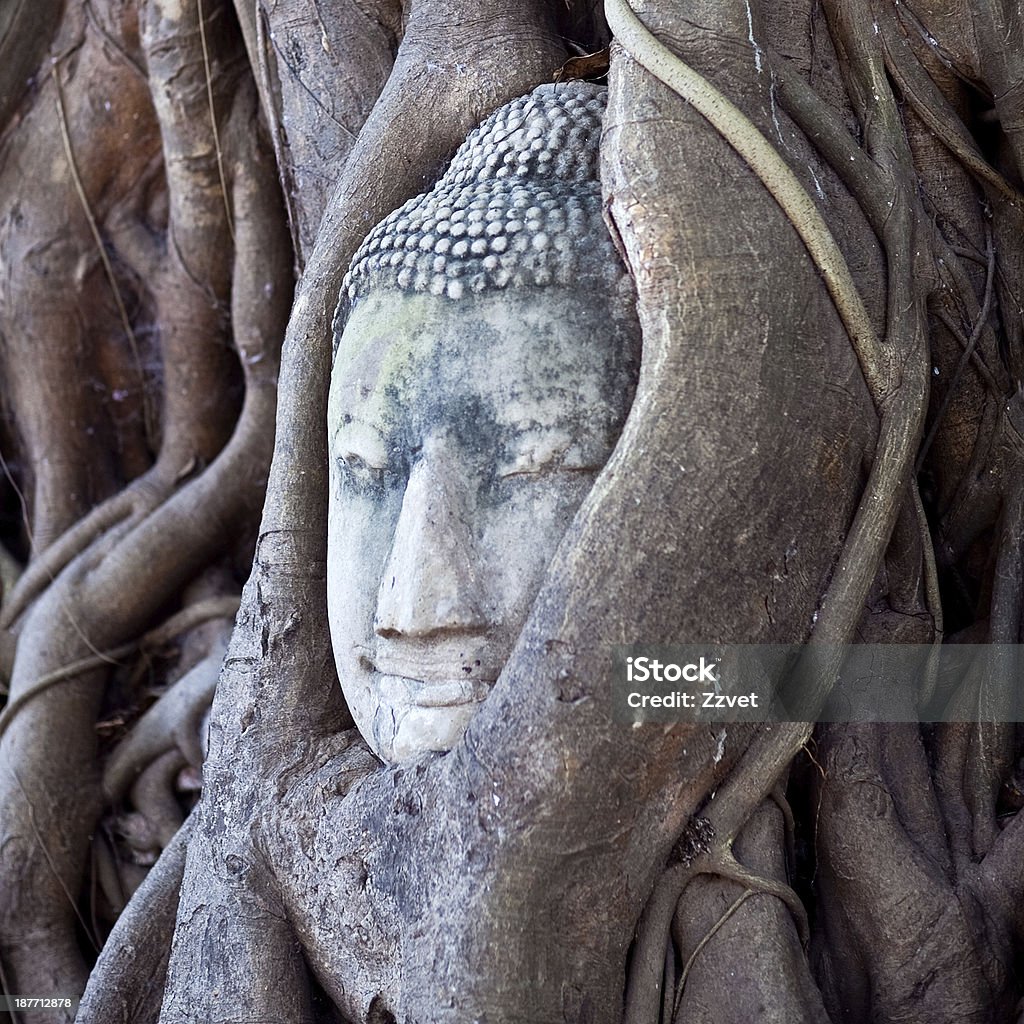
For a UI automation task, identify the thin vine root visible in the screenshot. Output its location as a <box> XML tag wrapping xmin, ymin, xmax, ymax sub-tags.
<box><xmin>672</xmin><ymin>889</ymin><xmax>755</xmax><ymax>1022</ymax></box>
<box><xmin>625</xmin><ymin>824</ymin><xmax>809</xmax><ymax>1024</ymax></box>
<box><xmin>604</xmin><ymin>0</ymin><xmax>888</xmax><ymax>398</ymax></box>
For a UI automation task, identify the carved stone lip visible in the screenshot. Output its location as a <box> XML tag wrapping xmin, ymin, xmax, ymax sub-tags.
<box><xmin>375</xmin><ymin>671</ymin><xmax>492</xmax><ymax>709</ymax></box>
<box><xmin>370</xmin><ymin>637</ymin><xmax>500</xmax><ymax>683</ymax></box>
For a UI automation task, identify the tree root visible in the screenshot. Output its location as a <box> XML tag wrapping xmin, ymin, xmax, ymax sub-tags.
<box><xmin>0</xmin><ymin>538</ymin><xmax>20</xmax><ymax>602</ymax></box>
<box><xmin>77</xmin><ymin>816</ymin><xmax>194</xmax><ymax>1024</ymax></box>
<box><xmin>0</xmin><ymin>414</ymin><xmax>273</xmax><ymax>1000</ymax></box>
<box><xmin>917</xmin><ymin>225</ymin><xmax>996</xmax><ymax>473</ymax></box>
<box><xmin>0</xmin><ymin>479</ymin><xmax>162</xmax><ymax>631</ymax></box>
<box><xmin>609</xmin><ymin>3</ymin><xmax>940</xmax><ymax>1017</ymax></box>
<box><xmin>877</xmin><ymin>10</ymin><xmax>1023</xmax><ymax>209</ymax></box>
<box><xmin>126</xmin><ymin>748</ymin><xmax>188</xmax><ymax>854</ymax></box>
<box><xmin>103</xmin><ymin>628</ymin><xmax>230</xmax><ymax>802</ymax></box>
<box><xmin>92</xmin><ymin>828</ymin><xmax>128</xmax><ymax>918</ymax></box>
<box><xmin>0</xmin><ymin>3</ymin><xmax>292</xmax><ymax>993</ymax></box>
<box><xmin>811</xmin><ymin>723</ymin><xmax>1013</xmax><ymax>1021</ymax></box>
<box><xmin>0</xmin><ymin>596</ymin><xmax>238</xmax><ymax>745</ymax></box>
<box><xmin>625</xmin><ymin>816</ymin><xmax>810</xmax><ymax>1024</ymax></box>
<box><xmin>604</xmin><ymin>0</ymin><xmax>888</xmax><ymax>398</ymax></box>
<box><xmin>606</xmin><ymin>0</ymin><xmax>930</xmax><ymax>648</ymax></box>
<box><xmin>53</xmin><ymin>61</ymin><xmax>152</xmax><ymax>440</ymax></box>
<box><xmin>671</xmin><ymin>890</ymin><xmax>756</xmax><ymax>1022</ymax></box>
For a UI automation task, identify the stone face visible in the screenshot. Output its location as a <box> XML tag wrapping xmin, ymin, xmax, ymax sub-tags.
<box><xmin>328</xmin><ymin>83</ymin><xmax>640</xmax><ymax>763</ymax></box>
<box><xmin>328</xmin><ymin>289</ymin><xmax>638</xmax><ymax>761</ymax></box>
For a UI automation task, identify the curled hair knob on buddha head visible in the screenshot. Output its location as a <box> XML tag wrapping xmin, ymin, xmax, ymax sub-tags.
<box><xmin>339</xmin><ymin>82</ymin><xmax>631</xmax><ymax>320</ymax></box>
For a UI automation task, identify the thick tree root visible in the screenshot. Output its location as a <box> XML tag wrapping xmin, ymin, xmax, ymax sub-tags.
<box><xmin>812</xmin><ymin>723</ymin><xmax>1015</xmax><ymax>1021</ymax></box>
<box><xmin>607</xmin><ymin>2</ymin><xmax>942</xmax><ymax>1018</ymax></box>
<box><xmin>126</xmin><ymin>748</ymin><xmax>188</xmax><ymax>853</ymax></box>
<box><xmin>1</xmin><ymin>480</ymin><xmax>162</xmax><ymax>631</ymax></box>
<box><xmin>77</xmin><ymin>818</ymin><xmax>194</xmax><ymax>1024</ymax></box>
<box><xmin>0</xmin><ymin>8</ymin><xmax>290</xmax><ymax>999</ymax></box>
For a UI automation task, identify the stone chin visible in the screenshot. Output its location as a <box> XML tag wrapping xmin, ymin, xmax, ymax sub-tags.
<box><xmin>366</xmin><ymin>672</ymin><xmax>493</xmax><ymax>762</ymax></box>
<box><xmin>380</xmin><ymin>697</ymin><xmax>483</xmax><ymax>764</ymax></box>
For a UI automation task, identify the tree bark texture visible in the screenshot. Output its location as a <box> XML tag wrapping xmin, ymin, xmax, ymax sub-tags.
<box><xmin>1</xmin><ymin>1</ymin><xmax>1023</xmax><ymax>1022</ymax></box>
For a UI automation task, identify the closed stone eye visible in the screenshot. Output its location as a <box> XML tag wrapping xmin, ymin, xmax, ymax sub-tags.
<box><xmin>337</xmin><ymin>451</ymin><xmax>391</xmax><ymax>487</ymax></box>
<box><xmin>497</xmin><ymin>443</ymin><xmax>602</xmax><ymax>478</ymax></box>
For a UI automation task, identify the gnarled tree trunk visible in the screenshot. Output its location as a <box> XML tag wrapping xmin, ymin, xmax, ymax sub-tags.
<box><xmin>0</xmin><ymin>1</ymin><xmax>1022</xmax><ymax>1022</ymax></box>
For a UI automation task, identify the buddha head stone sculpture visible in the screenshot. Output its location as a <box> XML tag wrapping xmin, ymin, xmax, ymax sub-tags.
<box><xmin>328</xmin><ymin>82</ymin><xmax>640</xmax><ymax>762</ymax></box>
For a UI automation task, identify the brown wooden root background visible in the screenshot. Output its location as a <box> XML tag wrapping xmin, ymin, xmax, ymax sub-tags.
<box><xmin>0</xmin><ymin>1</ymin><xmax>1023</xmax><ymax>1022</ymax></box>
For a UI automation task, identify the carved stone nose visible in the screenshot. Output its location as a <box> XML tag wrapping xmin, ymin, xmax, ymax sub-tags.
<box><xmin>373</xmin><ymin>456</ymin><xmax>487</xmax><ymax>638</ymax></box>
